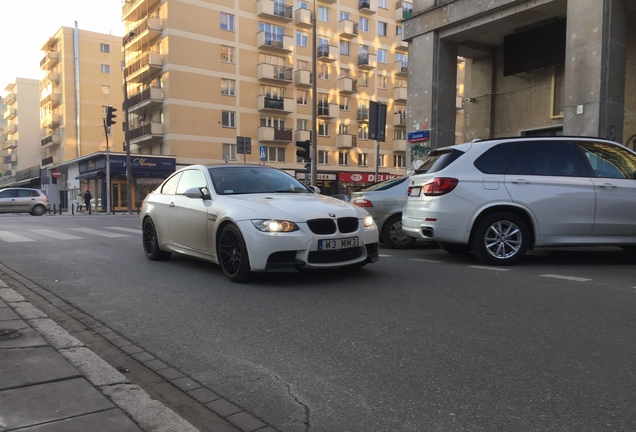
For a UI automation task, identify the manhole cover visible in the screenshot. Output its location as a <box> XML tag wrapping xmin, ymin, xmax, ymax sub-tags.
<box><xmin>0</xmin><ymin>329</ymin><xmax>22</xmax><ymax>341</ymax></box>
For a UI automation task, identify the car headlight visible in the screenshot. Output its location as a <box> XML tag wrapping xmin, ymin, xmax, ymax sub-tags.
<box><xmin>252</xmin><ymin>219</ymin><xmax>299</xmax><ymax>232</ymax></box>
<box><xmin>363</xmin><ymin>214</ymin><xmax>375</xmax><ymax>227</ymax></box>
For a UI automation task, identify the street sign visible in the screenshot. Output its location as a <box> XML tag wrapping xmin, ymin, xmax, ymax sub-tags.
<box><xmin>408</xmin><ymin>130</ymin><xmax>430</xmax><ymax>142</ymax></box>
<box><xmin>237</xmin><ymin>136</ymin><xmax>252</xmax><ymax>154</ymax></box>
<box><xmin>260</xmin><ymin>145</ymin><xmax>267</xmax><ymax>161</ymax></box>
<box><xmin>51</xmin><ymin>169</ymin><xmax>62</xmax><ymax>179</ymax></box>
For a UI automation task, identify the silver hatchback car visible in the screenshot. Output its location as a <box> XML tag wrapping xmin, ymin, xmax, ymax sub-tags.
<box><xmin>0</xmin><ymin>187</ymin><xmax>50</xmax><ymax>216</ymax></box>
<box><xmin>402</xmin><ymin>136</ymin><xmax>636</xmax><ymax>265</ymax></box>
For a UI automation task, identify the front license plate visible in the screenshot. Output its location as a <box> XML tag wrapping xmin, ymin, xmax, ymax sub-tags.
<box><xmin>318</xmin><ymin>236</ymin><xmax>359</xmax><ymax>251</ymax></box>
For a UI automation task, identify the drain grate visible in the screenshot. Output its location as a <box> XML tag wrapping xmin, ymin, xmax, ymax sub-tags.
<box><xmin>0</xmin><ymin>329</ymin><xmax>22</xmax><ymax>341</ymax></box>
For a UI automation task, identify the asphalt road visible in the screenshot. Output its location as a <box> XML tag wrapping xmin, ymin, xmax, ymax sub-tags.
<box><xmin>1</xmin><ymin>214</ymin><xmax>635</xmax><ymax>431</ymax></box>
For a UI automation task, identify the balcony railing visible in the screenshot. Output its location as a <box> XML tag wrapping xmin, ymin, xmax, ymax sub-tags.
<box><xmin>257</xmin><ymin>0</ymin><xmax>293</xmax><ymax>20</ymax></box>
<box><xmin>358</xmin><ymin>53</ymin><xmax>377</xmax><ymax>69</ymax></box>
<box><xmin>258</xmin><ymin>64</ymin><xmax>294</xmax><ymax>82</ymax></box>
<box><xmin>125</xmin><ymin>86</ymin><xmax>163</xmax><ymax>110</ymax></box>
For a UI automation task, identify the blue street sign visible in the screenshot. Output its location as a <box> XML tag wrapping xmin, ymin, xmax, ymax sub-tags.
<box><xmin>260</xmin><ymin>145</ymin><xmax>266</xmax><ymax>161</ymax></box>
<box><xmin>408</xmin><ymin>130</ymin><xmax>430</xmax><ymax>143</ymax></box>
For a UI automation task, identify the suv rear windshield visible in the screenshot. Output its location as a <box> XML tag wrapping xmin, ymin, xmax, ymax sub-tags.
<box><xmin>414</xmin><ymin>149</ymin><xmax>464</xmax><ymax>174</ymax></box>
<box><xmin>361</xmin><ymin>177</ymin><xmax>407</xmax><ymax>191</ymax></box>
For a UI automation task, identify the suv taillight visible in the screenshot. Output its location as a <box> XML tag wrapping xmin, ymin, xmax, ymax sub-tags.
<box><xmin>422</xmin><ymin>178</ymin><xmax>458</xmax><ymax>196</ymax></box>
<box><xmin>353</xmin><ymin>198</ymin><xmax>373</xmax><ymax>208</ymax></box>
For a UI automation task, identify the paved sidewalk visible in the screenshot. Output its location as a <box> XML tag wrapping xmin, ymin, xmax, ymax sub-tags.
<box><xmin>0</xmin><ymin>278</ymin><xmax>200</xmax><ymax>432</ymax></box>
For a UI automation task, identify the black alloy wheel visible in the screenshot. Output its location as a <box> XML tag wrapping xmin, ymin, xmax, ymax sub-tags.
<box><xmin>471</xmin><ymin>212</ymin><xmax>529</xmax><ymax>265</ymax></box>
<box><xmin>142</xmin><ymin>218</ymin><xmax>171</xmax><ymax>261</ymax></box>
<box><xmin>218</xmin><ymin>224</ymin><xmax>252</xmax><ymax>282</ymax></box>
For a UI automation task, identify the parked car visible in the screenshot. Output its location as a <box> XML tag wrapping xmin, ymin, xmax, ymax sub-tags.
<box><xmin>351</xmin><ymin>176</ymin><xmax>416</xmax><ymax>249</ymax></box>
<box><xmin>331</xmin><ymin>194</ymin><xmax>351</xmax><ymax>202</ymax></box>
<box><xmin>402</xmin><ymin>136</ymin><xmax>636</xmax><ymax>265</ymax></box>
<box><xmin>0</xmin><ymin>187</ymin><xmax>49</xmax><ymax>216</ymax></box>
<box><xmin>140</xmin><ymin>164</ymin><xmax>379</xmax><ymax>282</ymax></box>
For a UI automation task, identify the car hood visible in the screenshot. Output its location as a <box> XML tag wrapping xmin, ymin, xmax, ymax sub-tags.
<box><xmin>221</xmin><ymin>193</ymin><xmax>367</xmax><ymax>221</ymax></box>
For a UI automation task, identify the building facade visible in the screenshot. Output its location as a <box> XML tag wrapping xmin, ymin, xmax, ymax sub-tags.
<box><xmin>1</xmin><ymin>78</ymin><xmax>41</xmax><ymax>186</ymax></box>
<box><xmin>404</xmin><ymin>0</ymin><xmax>636</xmax><ymax>167</ymax></box>
<box><xmin>121</xmin><ymin>0</ymin><xmax>418</xmax><ymax>195</ymax></box>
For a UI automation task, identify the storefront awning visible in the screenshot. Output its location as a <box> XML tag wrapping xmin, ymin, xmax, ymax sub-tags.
<box><xmin>75</xmin><ymin>171</ymin><xmax>104</xmax><ymax>180</ymax></box>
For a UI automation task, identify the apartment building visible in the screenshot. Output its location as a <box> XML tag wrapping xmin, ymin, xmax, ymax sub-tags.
<box><xmin>121</xmin><ymin>0</ymin><xmax>417</xmax><ymax>195</ymax></box>
<box><xmin>1</xmin><ymin>78</ymin><xmax>41</xmax><ymax>187</ymax></box>
<box><xmin>39</xmin><ymin>25</ymin><xmax>126</xmax><ymax>208</ymax></box>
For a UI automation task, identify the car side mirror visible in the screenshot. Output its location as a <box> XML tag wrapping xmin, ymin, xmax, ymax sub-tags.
<box><xmin>184</xmin><ymin>187</ymin><xmax>211</xmax><ymax>200</ymax></box>
<box><xmin>308</xmin><ymin>185</ymin><xmax>321</xmax><ymax>194</ymax></box>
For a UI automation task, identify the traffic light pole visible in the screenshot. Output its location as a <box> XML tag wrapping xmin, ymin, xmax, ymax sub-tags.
<box><xmin>310</xmin><ymin>0</ymin><xmax>317</xmax><ymax>187</ymax></box>
<box><xmin>103</xmin><ymin>118</ymin><xmax>112</xmax><ymax>214</ymax></box>
<box><xmin>123</xmin><ymin>31</ymin><xmax>135</xmax><ymax>214</ymax></box>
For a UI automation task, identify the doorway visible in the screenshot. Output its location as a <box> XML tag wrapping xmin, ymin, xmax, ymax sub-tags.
<box><xmin>111</xmin><ymin>180</ymin><xmax>129</xmax><ymax>211</ymax></box>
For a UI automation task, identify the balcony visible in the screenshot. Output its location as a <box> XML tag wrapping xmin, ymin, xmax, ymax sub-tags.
<box><xmin>5</xmin><ymin>124</ymin><xmax>17</xmax><ymax>135</ymax></box>
<box><xmin>395</xmin><ymin>2</ymin><xmax>413</xmax><ymax>21</ymax></box>
<box><xmin>393</xmin><ymin>139</ymin><xmax>407</xmax><ymax>152</ymax></box>
<box><xmin>394</xmin><ymin>33</ymin><xmax>408</xmax><ymax>52</ymax></box>
<box><xmin>126</xmin><ymin>16</ymin><xmax>162</xmax><ymax>51</ymax></box>
<box><xmin>257</xmin><ymin>0</ymin><xmax>293</xmax><ymax>21</ymax></box>
<box><xmin>393</xmin><ymin>112</ymin><xmax>407</xmax><ymax>127</ymax></box>
<box><xmin>358</xmin><ymin>53</ymin><xmax>377</xmax><ymax>70</ymax></box>
<box><xmin>357</xmin><ymin>108</ymin><xmax>369</xmax><ymax>122</ymax></box>
<box><xmin>122</xmin><ymin>0</ymin><xmax>161</xmax><ymax>21</ymax></box>
<box><xmin>41</xmin><ymin>134</ymin><xmax>61</xmax><ymax>147</ymax></box>
<box><xmin>294</xmin><ymin>8</ymin><xmax>312</xmax><ymax>27</ymax></box>
<box><xmin>129</xmin><ymin>122</ymin><xmax>164</xmax><ymax>147</ymax></box>
<box><xmin>317</xmin><ymin>103</ymin><xmax>339</xmax><ymax>118</ymax></box>
<box><xmin>317</xmin><ymin>44</ymin><xmax>338</xmax><ymax>62</ymax></box>
<box><xmin>4</xmin><ymin>154</ymin><xmax>17</xmax><ymax>164</ymax></box>
<box><xmin>393</xmin><ymin>86</ymin><xmax>408</xmax><ymax>102</ymax></box>
<box><xmin>3</xmin><ymin>92</ymin><xmax>16</xmax><ymax>106</ymax></box>
<box><xmin>3</xmin><ymin>140</ymin><xmax>17</xmax><ymax>150</ymax></box>
<box><xmin>258</xmin><ymin>95</ymin><xmax>294</xmax><ymax>113</ymax></box>
<box><xmin>337</xmin><ymin>134</ymin><xmax>356</xmax><ymax>148</ymax></box>
<box><xmin>126</xmin><ymin>86</ymin><xmax>163</xmax><ymax>112</ymax></box>
<box><xmin>41</xmin><ymin>114</ymin><xmax>61</xmax><ymax>128</ymax></box>
<box><xmin>40</xmin><ymin>92</ymin><xmax>61</xmax><ymax>107</ymax></box>
<box><xmin>40</xmin><ymin>51</ymin><xmax>59</xmax><ymax>70</ymax></box>
<box><xmin>394</xmin><ymin>60</ymin><xmax>408</xmax><ymax>76</ymax></box>
<box><xmin>3</xmin><ymin>108</ymin><xmax>16</xmax><ymax>121</ymax></box>
<box><xmin>258</xmin><ymin>127</ymin><xmax>294</xmax><ymax>142</ymax></box>
<box><xmin>359</xmin><ymin>0</ymin><xmax>377</xmax><ymax>14</ymax></box>
<box><xmin>294</xmin><ymin>130</ymin><xmax>311</xmax><ymax>142</ymax></box>
<box><xmin>338</xmin><ymin>20</ymin><xmax>358</xmax><ymax>38</ymax></box>
<box><xmin>125</xmin><ymin>51</ymin><xmax>163</xmax><ymax>84</ymax></box>
<box><xmin>338</xmin><ymin>77</ymin><xmax>358</xmax><ymax>94</ymax></box>
<box><xmin>294</xmin><ymin>69</ymin><xmax>312</xmax><ymax>87</ymax></box>
<box><xmin>258</xmin><ymin>64</ymin><xmax>293</xmax><ymax>84</ymax></box>
<box><xmin>257</xmin><ymin>31</ymin><xmax>294</xmax><ymax>53</ymax></box>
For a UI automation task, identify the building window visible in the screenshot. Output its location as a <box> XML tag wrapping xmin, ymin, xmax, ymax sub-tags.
<box><xmin>221</xmin><ymin>79</ymin><xmax>235</xmax><ymax>96</ymax></box>
<box><xmin>297</xmin><ymin>60</ymin><xmax>309</xmax><ymax>70</ymax></box>
<box><xmin>396</xmin><ymin>78</ymin><xmax>407</xmax><ymax>88</ymax></box>
<box><xmin>318</xmin><ymin>64</ymin><xmax>329</xmax><ymax>80</ymax></box>
<box><xmin>221</xmin><ymin>12</ymin><xmax>235</xmax><ymax>31</ymax></box>
<box><xmin>378</xmin><ymin>154</ymin><xmax>387</xmax><ymax>168</ymax></box>
<box><xmin>339</xmin><ymin>96</ymin><xmax>350</xmax><ymax>111</ymax></box>
<box><xmin>222</xmin><ymin>111</ymin><xmax>236</xmax><ymax>128</ymax></box>
<box><xmin>339</xmin><ymin>123</ymin><xmax>350</xmax><ymax>134</ymax></box>
<box><xmin>358</xmin><ymin>153</ymin><xmax>368</xmax><ymax>167</ymax></box>
<box><xmin>223</xmin><ymin>143</ymin><xmax>237</xmax><ymax>161</ymax></box>
<box><xmin>100</xmin><ymin>43</ymin><xmax>110</xmax><ymax>53</ymax></box>
<box><xmin>378</xmin><ymin>22</ymin><xmax>388</xmax><ymax>37</ymax></box>
<box><xmin>394</xmin><ymin>129</ymin><xmax>406</xmax><ymax>139</ymax></box>
<box><xmin>378</xmin><ymin>0</ymin><xmax>388</xmax><ymax>8</ymax></box>
<box><xmin>359</xmin><ymin>17</ymin><xmax>369</xmax><ymax>32</ymax></box>
<box><xmin>297</xmin><ymin>119</ymin><xmax>309</xmax><ymax>130</ymax></box>
<box><xmin>378</xmin><ymin>74</ymin><xmax>387</xmax><ymax>89</ymax></box>
<box><xmin>340</xmin><ymin>11</ymin><xmax>351</xmax><ymax>20</ymax></box>
<box><xmin>318</xmin><ymin>6</ymin><xmax>329</xmax><ymax>22</ymax></box>
<box><xmin>358</xmin><ymin>72</ymin><xmax>369</xmax><ymax>87</ymax></box>
<box><xmin>339</xmin><ymin>151</ymin><xmax>349</xmax><ymax>166</ymax></box>
<box><xmin>318</xmin><ymin>150</ymin><xmax>329</xmax><ymax>164</ymax></box>
<box><xmin>101</xmin><ymin>64</ymin><xmax>110</xmax><ymax>73</ymax></box>
<box><xmin>378</xmin><ymin>49</ymin><xmax>387</xmax><ymax>64</ymax></box>
<box><xmin>267</xmin><ymin>147</ymin><xmax>286</xmax><ymax>162</ymax></box>
<box><xmin>394</xmin><ymin>154</ymin><xmax>405</xmax><ymax>168</ymax></box>
<box><xmin>358</xmin><ymin>125</ymin><xmax>368</xmax><ymax>140</ymax></box>
<box><xmin>318</xmin><ymin>120</ymin><xmax>329</xmax><ymax>136</ymax></box>
<box><xmin>340</xmin><ymin>68</ymin><xmax>351</xmax><ymax>78</ymax></box>
<box><xmin>221</xmin><ymin>46</ymin><xmax>235</xmax><ymax>63</ymax></box>
<box><xmin>101</xmin><ymin>85</ymin><xmax>111</xmax><ymax>95</ymax></box>
<box><xmin>297</xmin><ymin>90</ymin><xmax>309</xmax><ymax>105</ymax></box>
<box><xmin>340</xmin><ymin>40</ymin><xmax>350</xmax><ymax>56</ymax></box>
<box><xmin>296</xmin><ymin>31</ymin><xmax>308</xmax><ymax>47</ymax></box>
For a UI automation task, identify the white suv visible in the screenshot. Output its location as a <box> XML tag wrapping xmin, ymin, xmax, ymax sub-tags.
<box><xmin>402</xmin><ymin>137</ymin><xmax>636</xmax><ymax>265</ymax></box>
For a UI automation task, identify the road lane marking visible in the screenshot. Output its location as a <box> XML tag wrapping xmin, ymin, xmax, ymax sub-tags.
<box><xmin>540</xmin><ymin>274</ymin><xmax>591</xmax><ymax>282</ymax></box>
<box><xmin>30</xmin><ymin>229</ymin><xmax>83</xmax><ymax>240</ymax></box>
<box><xmin>0</xmin><ymin>231</ymin><xmax>35</xmax><ymax>242</ymax></box>
<box><xmin>469</xmin><ymin>265</ymin><xmax>511</xmax><ymax>271</ymax></box>
<box><xmin>411</xmin><ymin>258</ymin><xmax>443</xmax><ymax>264</ymax></box>
<box><xmin>70</xmin><ymin>228</ymin><xmax>129</xmax><ymax>238</ymax></box>
<box><xmin>105</xmin><ymin>227</ymin><xmax>142</xmax><ymax>234</ymax></box>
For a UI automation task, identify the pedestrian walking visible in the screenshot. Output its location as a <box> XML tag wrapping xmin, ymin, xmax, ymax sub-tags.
<box><xmin>83</xmin><ymin>189</ymin><xmax>92</xmax><ymax>214</ymax></box>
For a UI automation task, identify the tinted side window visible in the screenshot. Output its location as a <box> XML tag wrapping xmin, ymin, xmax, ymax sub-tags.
<box><xmin>0</xmin><ymin>190</ymin><xmax>19</xmax><ymax>198</ymax></box>
<box><xmin>578</xmin><ymin>141</ymin><xmax>636</xmax><ymax>179</ymax></box>
<box><xmin>176</xmin><ymin>169</ymin><xmax>208</xmax><ymax>194</ymax></box>
<box><xmin>415</xmin><ymin>149</ymin><xmax>464</xmax><ymax>174</ymax></box>
<box><xmin>474</xmin><ymin>143</ymin><xmax>514</xmax><ymax>174</ymax></box>
<box><xmin>161</xmin><ymin>172</ymin><xmax>182</xmax><ymax>195</ymax></box>
<box><xmin>507</xmin><ymin>141</ymin><xmax>583</xmax><ymax>177</ymax></box>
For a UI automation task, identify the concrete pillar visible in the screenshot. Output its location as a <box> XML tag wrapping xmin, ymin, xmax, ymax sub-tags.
<box><xmin>563</xmin><ymin>0</ymin><xmax>627</xmax><ymax>140</ymax></box>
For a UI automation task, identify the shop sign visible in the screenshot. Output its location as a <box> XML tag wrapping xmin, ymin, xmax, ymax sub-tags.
<box><xmin>338</xmin><ymin>172</ymin><xmax>402</xmax><ymax>183</ymax></box>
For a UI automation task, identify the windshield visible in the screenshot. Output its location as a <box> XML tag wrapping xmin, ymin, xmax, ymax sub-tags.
<box><xmin>361</xmin><ymin>177</ymin><xmax>407</xmax><ymax>191</ymax></box>
<box><xmin>210</xmin><ymin>166</ymin><xmax>312</xmax><ymax>195</ymax></box>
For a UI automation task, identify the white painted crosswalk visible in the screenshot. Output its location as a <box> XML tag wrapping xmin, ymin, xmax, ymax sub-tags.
<box><xmin>0</xmin><ymin>226</ymin><xmax>141</xmax><ymax>243</ymax></box>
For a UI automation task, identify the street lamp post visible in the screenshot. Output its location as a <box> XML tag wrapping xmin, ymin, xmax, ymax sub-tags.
<box><xmin>123</xmin><ymin>30</ymin><xmax>135</xmax><ymax>214</ymax></box>
<box><xmin>310</xmin><ymin>0</ymin><xmax>318</xmax><ymax>187</ymax></box>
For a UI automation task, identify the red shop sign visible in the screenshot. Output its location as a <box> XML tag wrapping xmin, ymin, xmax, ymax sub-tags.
<box><xmin>338</xmin><ymin>172</ymin><xmax>402</xmax><ymax>183</ymax></box>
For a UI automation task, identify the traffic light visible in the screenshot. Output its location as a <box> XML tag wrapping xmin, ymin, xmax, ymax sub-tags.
<box><xmin>106</xmin><ymin>106</ymin><xmax>118</xmax><ymax>126</ymax></box>
<box><xmin>296</xmin><ymin>140</ymin><xmax>311</xmax><ymax>161</ymax></box>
